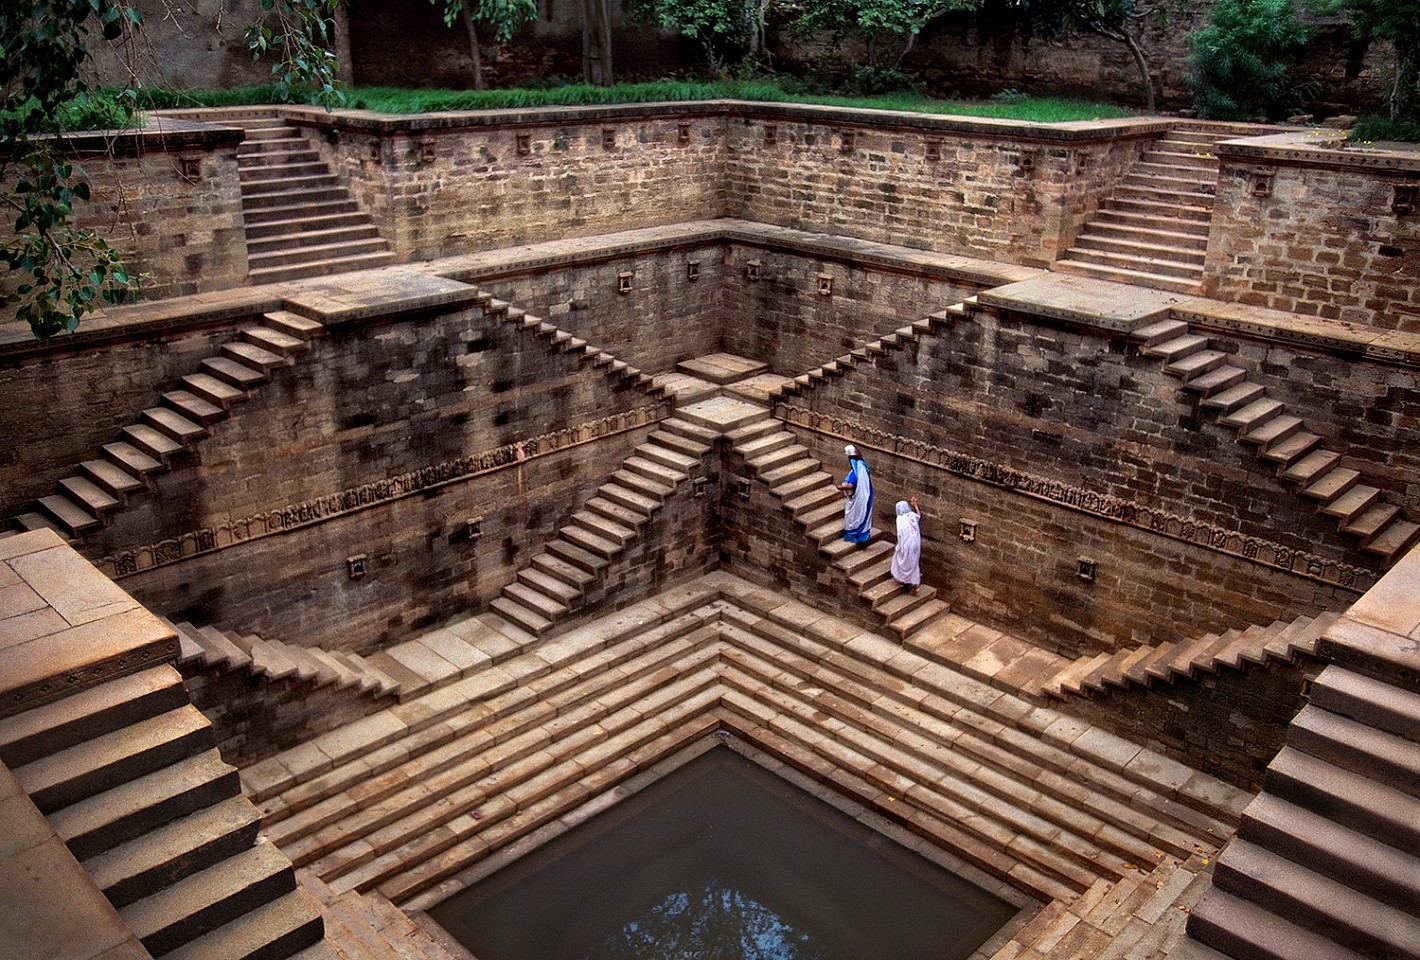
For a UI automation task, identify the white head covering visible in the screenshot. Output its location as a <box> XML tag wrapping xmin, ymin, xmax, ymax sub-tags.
<box><xmin>844</xmin><ymin>444</ymin><xmax>857</xmax><ymax>458</ymax></box>
<box><xmin>896</xmin><ymin>500</ymin><xmax>912</xmax><ymax>516</ymax></box>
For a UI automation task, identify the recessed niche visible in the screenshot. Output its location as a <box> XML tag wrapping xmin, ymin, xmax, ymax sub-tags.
<box><xmin>427</xmin><ymin>746</ymin><xmax>1018</xmax><ymax>960</ymax></box>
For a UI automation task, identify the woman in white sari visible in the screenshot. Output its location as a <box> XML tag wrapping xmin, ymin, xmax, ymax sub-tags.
<box><xmin>839</xmin><ymin>444</ymin><xmax>874</xmax><ymax>544</ymax></box>
<box><xmin>891</xmin><ymin>497</ymin><xmax>921</xmax><ymax>594</ymax></box>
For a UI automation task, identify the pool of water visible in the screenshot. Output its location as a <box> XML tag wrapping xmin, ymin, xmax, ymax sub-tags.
<box><xmin>428</xmin><ymin>746</ymin><xmax>1018</xmax><ymax>960</ymax></box>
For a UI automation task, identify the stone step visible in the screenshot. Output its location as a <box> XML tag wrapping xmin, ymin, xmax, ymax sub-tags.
<box><xmin>1131</xmin><ymin>318</ymin><xmax>1190</xmax><ymax>346</ymax></box>
<box><xmin>610</xmin><ymin>468</ymin><xmax>673</xmax><ymax>500</ymax></box>
<box><xmin>141</xmin><ymin>406</ymin><xmax>208</xmax><ymax>445</ymax></box>
<box><xmin>1319</xmin><ymin>483</ymin><xmax>1379</xmax><ymax>524</ymax></box>
<box><xmin>245</xmin><ymin>211</ymin><xmax>370</xmax><ymax>240</ymax></box>
<box><xmin>51</xmin><ymin>748</ymin><xmax>240</xmax><ymax>861</ymax></box>
<box><xmin>487</xmin><ymin>596</ymin><xmax>552</xmax><ymax>637</ymax></box>
<box><xmin>0</xmin><ymin>665</ymin><xmax>187</xmax><ymax>767</ymax></box>
<box><xmin>1265</xmin><ymin>747</ymin><xmax>1420</xmax><ymax>850</ymax></box>
<box><xmin>623</xmin><ymin>454</ymin><xmax>685</xmax><ymax>487</ymax></box>
<box><xmin>597</xmin><ymin>481</ymin><xmax>660</xmax><ymax>516</ymax></box>
<box><xmin>1259</xmin><ymin>429</ymin><xmax>1321</xmax><ymax>466</ymax></box>
<box><xmin>1309</xmin><ymin>666</ymin><xmax>1420</xmax><ymax>745</ymax></box>
<box><xmin>888</xmin><ymin>596</ymin><xmax>950</xmax><ymax>640</ymax></box>
<box><xmin>1101</xmin><ymin>195</ymin><xmax>1212</xmax><ymax>222</ymax></box>
<box><xmin>1301</xmin><ymin>466</ymin><xmax>1360</xmax><ymax>502</ymax></box>
<box><xmin>242</xmin><ymin>185</ymin><xmax>352</xmax><ymax>210</ymax></box>
<box><xmin>516</xmin><ymin>566</ymin><xmax>583</xmax><ymax>605</ymax></box>
<box><xmin>1074</xmin><ymin>232</ymin><xmax>1207</xmax><ymax>265</ymax></box>
<box><xmin>1220</xmin><ymin>397</ymin><xmax>1283</xmax><ymax>431</ymax></box>
<box><xmin>658</xmin><ymin>416</ymin><xmax>721</xmax><ymax>447</ymax></box>
<box><xmin>248</xmin><ymin>237</ymin><xmax>391</xmax><ymax>270</ymax></box>
<box><xmin>57</xmin><ymin>474</ymin><xmax>121</xmax><ymax>515</ymax></box>
<box><xmin>262</xmin><ymin>311</ymin><xmax>325</xmax><ymax>340</ymax></box>
<box><xmin>192</xmin><ymin>623</ymin><xmax>255</xmax><ymax>672</ymax></box>
<box><xmin>1145</xmin><ymin>333</ymin><xmax>1210</xmax><ymax>362</ymax></box>
<box><xmin>84</xmin><ymin>794</ymin><xmax>263</xmax><ymax>908</ymax></box>
<box><xmin>13</xmin><ymin>704</ymin><xmax>213</xmax><ymax>812</ymax></box>
<box><xmin>201</xmin><ymin>355</ymin><xmax>268</xmax><ymax>390</ymax></box>
<box><xmin>1188</xmin><ymin>888</ymin><xmax>1371</xmax><ymax>960</ymax></box>
<box><xmin>1342</xmin><ymin>502</ymin><xmax>1401</xmax><ymax>543</ymax></box>
<box><xmin>161</xmin><ymin>888</ymin><xmax>323</xmax><ymax>960</ymax></box>
<box><xmin>748</xmin><ymin>442</ymin><xmax>810</xmax><ymax>474</ymax></box>
<box><xmin>570</xmin><ymin>509</ymin><xmax>636</xmax><ymax>547</ymax></box>
<box><xmin>1166</xmin><ymin>349</ymin><xmax>1229</xmax><ymax>382</ymax></box>
<box><xmin>634</xmin><ymin>441</ymin><xmax>698</xmax><ymax>473</ymax></box>
<box><xmin>121</xmin><ymin>422</ymin><xmax>185</xmax><ymax>463</ymax></box>
<box><xmin>1183</xmin><ymin>363</ymin><xmax>1247</xmax><ymax>397</ymax></box>
<box><xmin>180</xmin><ymin>371</ymin><xmax>249</xmax><ymax>408</ymax></box>
<box><xmin>777</xmin><ymin>470</ymin><xmax>837</xmax><ymax>505</ymax></box>
<box><xmin>544</xmin><ymin>537</ymin><xmax>610</xmax><ymax>575</ymax></box>
<box><xmin>237</xmin><ymin>136</ymin><xmax>310</xmax><ymax>155</ymax></box>
<box><xmin>1212</xmin><ymin>838</ymin><xmax>1420</xmax><ymax>960</ymax></box>
<box><xmin>36</xmin><ymin>493</ymin><xmax>99</xmax><ymax>535</ymax></box>
<box><xmin>1128</xmin><ymin>163</ymin><xmax>1218</xmax><ymax>187</ymax></box>
<box><xmin>78</xmin><ymin>457</ymin><xmax>146</xmax><ymax>499</ymax></box>
<box><xmin>1063</xmin><ymin>246</ymin><xmax>1204</xmax><ymax>281</ymax></box>
<box><xmin>501</xmin><ymin>580</ymin><xmax>570</xmax><ymax>621</ymax></box>
<box><xmin>760</xmin><ymin>455</ymin><xmax>819</xmax><ymax>487</ymax></box>
<box><xmin>1363</xmin><ymin>518</ymin><xmax>1420</xmax><ymax>562</ymax></box>
<box><xmin>529</xmin><ymin>551</ymin><xmax>597</xmax><ymax>591</ymax></box>
<box><xmin>241</xmin><ymin>325</ymin><xmax>309</xmax><ymax>358</ymax></box>
<box><xmin>1288</xmin><ymin>703</ymin><xmax>1420</xmax><ymax>795</ymax></box>
<box><xmin>1279</xmin><ymin>447</ymin><xmax>1340</xmax><ymax>485</ymax></box>
<box><xmin>1200</xmin><ymin>381</ymin><xmax>1264</xmax><ymax>415</ymax></box>
<box><xmin>249</xmin><ymin>250</ymin><xmax>397</xmax><ymax>284</ymax></box>
<box><xmin>242</xmin><ymin>200</ymin><xmax>361</xmax><ymax>227</ymax></box>
<box><xmin>119</xmin><ymin>840</ymin><xmax>296</xmax><ymax>957</ymax></box>
<box><xmin>1242</xmin><ymin>412</ymin><xmax>1303</xmax><ymax>450</ymax></box>
<box><xmin>222</xmin><ymin>340</ymin><xmax>291</xmax><ymax>374</ymax></box>
<box><xmin>161</xmin><ymin>389</ymin><xmax>227</xmax><ymax>425</ymax></box>
<box><xmin>1051</xmin><ymin>258</ymin><xmax>1201</xmax><ymax>294</ymax></box>
<box><xmin>584</xmin><ymin>495</ymin><xmax>645</xmax><ymax>532</ymax></box>
<box><xmin>240</xmin><ymin>160</ymin><xmax>330</xmax><ymax>181</ymax></box>
<box><xmin>1239</xmin><ymin>792</ymin><xmax>1420</xmax><ymax>915</ymax></box>
<box><xmin>1091</xmin><ymin>208</ymin><xmax>1212</xmax><ymax>237</ymax></box>
<box><xmin>560</xmin><ymin>522</ymin><xmax>622</xmax><ymax>559</ymax></box>
<box><xmin>1088</xmin><ymin>219</ymin><xmax>1211</xmax><ymax>248</ymax></box>
<box><xmin>724</xmin><ymin>417</ymin><xmax>781</xmax><ymax>445</ymax></box>
<box><xmin>736</xmin><ymin>429</ymin><xmax>795</xmax><ymax>460</ymax></box>
<box><xmin>1113</xmin><ymin>181</ymin><xmax>1216</xmax><ymax>206</ymax></box>
<box><xmin>647</xmin><ymin>427</ymin><xmax>711</xmax><ymax>459</ymax></box>
<box><xmin>248</xmin><ymin>223</ymin><xmax>381</xmax><ymax>255</ymax></box>
<box><xmin>241</xmin><ymin>173</ymin><xmax>341</xmax><ymax>196</ymax></box>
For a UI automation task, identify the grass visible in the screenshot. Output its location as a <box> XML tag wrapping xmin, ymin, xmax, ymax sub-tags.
<box><xmin>123</xmin><ymin>79</ymin><xmax>1136</xmax><ymax>124</ymax></box>
<box><xmin>1350</xmin><ymin>114</ymin><xmax>1420</xmax><ymax>144</ymax></box>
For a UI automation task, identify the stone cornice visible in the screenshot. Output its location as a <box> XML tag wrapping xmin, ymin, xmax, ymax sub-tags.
<box><xmin>1216</xmin><ymin>132</ymin><xmax>1420</xmax><ymax>176</ymax></box>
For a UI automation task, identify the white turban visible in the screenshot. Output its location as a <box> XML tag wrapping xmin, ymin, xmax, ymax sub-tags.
<box><xmin>844</xmin><ymin>444</ymin><xmax>857</xmax><ymax>457</ymax></box>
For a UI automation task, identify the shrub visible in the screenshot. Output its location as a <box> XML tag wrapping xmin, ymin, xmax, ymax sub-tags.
<box><xmin>1189</xmin><ymin>0</ymin><xmax>1313</xmax><ymax>120</ymax></box>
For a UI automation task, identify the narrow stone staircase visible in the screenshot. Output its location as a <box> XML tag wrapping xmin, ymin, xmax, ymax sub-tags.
<box><xmin>1188</xmin><ymin>662</ymin><xmax>1420</xmax><ymax>959</ymax></box>
<box><xmin>728</xmin><ymin>414</ymin><xmax>951</xmax><ymax>639</ymax></box>
<box><xmin>234</xmin><ymin>118</ymin><xmax>394</xmax><ymax>285</ymax></box>
<box><xmin>1055</xmin><ymin>129</ymin><xmax>1227</xmax><ymax>294</ymax></box>
<box><xmin>302</xmin><ymin>872</ymin><xmax>461</xmax><ymax>960</ymax></box>
<box><xmin>486</xmin><ymin>417</ymin><xmax>713</xmax><ymax>636</ymax></box>
<box><xmin>0</xmin><ymin>662</ymin><xmax>325</xmax><ymax>960</ymax></box>
<box><xmin>9</xmin><ymin>310</ymin><xmax>325</xmax><ymax>540</ymax></box>
<box><xmin>1039</xmin><ymin>610</ymin><xmax>1341</xmax><ymax>701</ymax></box>
<box><xmin>1134</xmin><ymin>317</ymin><xmax>1419</xmax><ymax>564</ymax></box>
<box><xmin>162</xmin><ymin>617</ymin><xmax>401</xmax><ymax>701</ymax></box>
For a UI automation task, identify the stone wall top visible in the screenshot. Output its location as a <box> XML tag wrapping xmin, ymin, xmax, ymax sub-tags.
<box><xmin>1318</xmin><ymin>546</ymin><xmax>1420</xmax><ymax>691</ymax></box>
<box><xmin>1217</xmin><ymin>130</ymin><xmax>1420</xmax><ymax>175</ymax></box>
<box><xmin>0</xmin><ymin>530</ymin><xmax>178</xmax><ymax>717</ymax></box>
<box><xmin>47</xmin><ymin>115</ymin><xmax>244</xmax><ymax>158</ymax></box>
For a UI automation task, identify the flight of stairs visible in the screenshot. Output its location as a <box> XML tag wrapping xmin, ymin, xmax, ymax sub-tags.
<box><xmin>235</xmin><ymin>119</ymin><xmax>395</xmax><ymax>285</ymax></box>
<box><xmin>486</xmin><ymin>417</ymin><xmax>713</xmax><ymax>637</ymax></box>
<box><xmin>162</xmin><ymin>617</ymin><xmax>401</xmax><ymax>701</ymax></box>
<box><xmin>0</xmin><ymin>663</ymin><xmax>326</xmax><ymax>960</ymax></box>
<box><xmin>1055</xmin><ymin>129</ymin><xmax>1227</xmax><ymax>294</ymax></box>
<box><xmin>8</xmin><ymin>310</ymin><xmax>325</xmax><ymax>540</ymax></box>
<box><xmin>239</xmin><ymin>574</ymin><xmax>1244</xmax><ymax>916</ymax></box>
<box><xmin>1188</xmin><ymin>663</ymin><xmax>1420</xmax><ymax>959</ymax></box>
<box><xmin>1134</xmin><ymin>317</ymin><xmax>1420</xmax><ymax>564</ymax></box>
<box><xmin>1039</xmin><ymin>610</ymin><xmax>1340</xmax><ymax>701</ymax></box>
<box><xmin>728</xmin><ymin>414</ymin><xmax>950</xmax><ymax>639</ymax></box>
<box><xmin>302</xmin><ymin>873</ymin><xmax>462</xmax><ymax>960</ymax></box>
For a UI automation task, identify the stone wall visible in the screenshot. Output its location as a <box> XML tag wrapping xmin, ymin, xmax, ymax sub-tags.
<box><xmin>289</xmin><ymin>106</ymin><xmax>730</xmax><ymax>263</ymax></box>
<box><xmin>1206</xmin><ymin>136</ymin><xmax>1420</xmax><ymax>331</ymax></box>
<box><xmin>0</xmin><ymin>124</ymin><xmax>249</xmax><ymax>308</ymax></box>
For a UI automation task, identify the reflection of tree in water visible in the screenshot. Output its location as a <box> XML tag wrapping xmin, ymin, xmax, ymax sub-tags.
<box><xmin>587</xmin><ymin>880</ymin><xmax>828</xmax><ymax>960</ymax></box>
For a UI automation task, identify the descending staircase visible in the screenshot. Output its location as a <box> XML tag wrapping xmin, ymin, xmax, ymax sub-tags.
<box><xmin>487</xmin><ymin>417</ymin><xmax>712</xmax><ymax>636</ymax></box>
<box><xmin>1039</xmin><ymin>610</ymin><xmax>1341</xmax><ymax>700</ymax></box>
<box><xmin>1055</xmin><ymin>129</ymin><xmax>1228</xmax><ymax>294</ymax></box>
<box><xmin>1188</xmin><ymin>663</ymin><xmax>1420</xmax><ymax>959</ymax></box>
<box><xmin>302</xmin><ymin>873</ymin><xmax>460</xmax><ymax>960</ymax></box>
<box><xmin>235</xmin><ymin>119</ymin><xmax>394</xmax><ymax>285</ymax></box>
<box><xmin>8</xmin><ymin>310</ymin><xmax>325</xmax><ymax>540</ymax></box>
<box><xmin>728</xmin><ymin>413</ymin><xmax>950</xmax><ymax>639</ymax></box>
<box><xmin>1134</xmin><ymin>317</ymin><xmax>1420</xmax><ymax>564</ymax></box>
<box><xmin>239</xmin><ymin>574</ymin><xmax>1245</xmax><ymax>918</ymax></box>
<box><xmin>162</xmin><ymin>617</ymin><xmax>401</xmax><ymax>701</ymax></box>
<box><xmin>0</xmin><ymin>663</ymin><xmax>326</xmax><ymax>960</ymax></box>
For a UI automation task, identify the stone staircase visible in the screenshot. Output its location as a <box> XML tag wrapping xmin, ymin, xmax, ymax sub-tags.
<box><xmin>8</xmin><ymin>310</ymin><xmax>325</xmax><ymax>540</ymax></box>
<box><xmin>1134</xmin><ymin>317</ymin><xmax>1420</xmax><ymax>564</ymax></box>
<box><xmin>237</xmin><ymin>574</ymin><xmax>1244</xmax><ymax>935</ymax></box>
<box><xmin>0</xmin><ymin>661</ymin><xmax>326</xmax><ymax>960</ymax></box>
<box><xmin>485</xmin><ymin>416</ymin><xmax>710</xmax><ymax>636</ymax></box>
<box><xmin>728</xmin><ymin>413</ymin><xmax>951</xmax><ymax>639</ymax></box>
<box><xmin>235</xmin><ymin>119</ymin><xmax>395</xmax><ymax>285</ymax></box>
<box><xmin>1187</xmin><ymin>662</ymin><xmax>1420</xmax><ymax>959</ymax></box>
<box><xmin>302</xmin><ymin>872</ymin><xmax>463</xmax><ymax>960</ymax></box>
<box><xmin>1055</xmin><ymin>129</ymin><xmax>1227</xmax><ymax>294</ymax></box>
<box><xmin>162</xmin><ymin>617</ymin><xmax>401</xmax><ymax>701</ymax></box>
<box><xmin>1039</xmin><ymin>610</ymin><xmax>1340</xmax><ymax>700</ymax></box>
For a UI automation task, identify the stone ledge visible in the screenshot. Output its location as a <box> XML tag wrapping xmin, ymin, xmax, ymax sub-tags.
<box><xmin>1216</xmin><ymin>130</ymin><xmax>1420</xmax><ymax>174</ymax></box>
<box><xmin>1169</xmin><ymin>297</ymin><xmax>1420</xmax><ymax>367</ymax></box>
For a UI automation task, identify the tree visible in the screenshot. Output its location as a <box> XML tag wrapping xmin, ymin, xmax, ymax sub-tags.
<box><xmin>1313</xmin><ymin>0</ymin><xmax>1420</xmax><ymax>120</ymax></box>
<box><xmin>429</xmin><ymin>0</ymin><xmax>539</xmax><ymax>91</ymax></box>
<box><xmin>1189</xmin><ymin>0</ymin><xmax>1312</xmax><ymax>121</ymax></box>
<box><xmin>788</xmin><ymin>0</ymin><xmax>974</xmax><ymax>72</ymax></box>
<box><xmin>625</xmin><ymin>0</ymin><xmax>770</xmax><ymax>76</ymax></box>
<box><xmin>1</xmin><ymin>1</ymin><xmax>141</xmax><ymax>340</ymax></box>
<box><xmin>583</xmin><ymin>0</ymin><xmax>614</xmax><ymax>86</ymax></box>
<box><xmin>1027</xmin><ymin>0</ymin><xmax>1162</xmax><ymax>113</ymax></box>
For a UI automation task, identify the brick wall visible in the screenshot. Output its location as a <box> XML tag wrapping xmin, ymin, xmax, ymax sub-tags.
<box><xmin>1206</xmin><ymin>144</ymin><xmax>1420</xmax><ymax>330</ymax></box>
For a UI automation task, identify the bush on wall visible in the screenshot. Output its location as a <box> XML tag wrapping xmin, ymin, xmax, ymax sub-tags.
<box><xmin>1189</xmin><ymin>0</ymin><xmax>1313</xmax><ymax>120</ymax></box>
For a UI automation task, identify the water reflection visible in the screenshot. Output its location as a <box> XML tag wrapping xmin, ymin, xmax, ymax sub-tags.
<box><xmin>590</xmin><ymin>882</ymin><xmax>827</xmax><ymax>960</ymax></box>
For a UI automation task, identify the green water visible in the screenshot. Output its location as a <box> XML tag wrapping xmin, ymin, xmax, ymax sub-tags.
<box><xmin>428</xmin><ymin>746</ymin><xmax>1018</xmax><ymax>960</ymax></box>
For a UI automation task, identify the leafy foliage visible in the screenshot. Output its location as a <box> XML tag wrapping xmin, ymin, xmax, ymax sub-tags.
<box><xmin>244</xmin><ymin>0</ymin><xmax>345</xmax><ymax>109</ymax></box>
<box><xmin>1</xmin><ymin>1</ymin><xmax>141</xmax><ymax>339</ymax></box>
<box><xmin>1189</xmin><ymin>0</ymin><xmax>1312</xmax><ymax>120</ymax></box>
<box><xmin>432</xmin><ymin>0</ymin><xmax>538</xmax><ymax>42</ymax></box>
<box><xmin>1350</xmin><ymin>114</ymin><xmax>1420</xmax><ymax>141</ymax></box>
<box><xmin>788</xmin><ymin>0</ymin><xmax>974</xmax><ymax>70</ymax></box>
<box><xmin>625</xmin><ymin>0</ymin><xmax>770</xmax><ymax>75</ymax></box>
